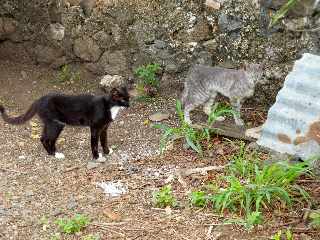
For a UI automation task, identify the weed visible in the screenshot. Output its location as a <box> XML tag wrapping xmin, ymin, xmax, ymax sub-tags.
<box><xmin>39</xmin><ymin>216</ymin><xmax>50</xmax><ymax>231</ymax></box>
<box><xmin>269</xmin><ymin>0</ymin><xmax>298</xmax><ymax>27</ymax></box>
<box><xmin>50</xmin><ymin>233</ymin><xmax>61</xmax><ymax>240</ymax></box>
<box><xmin>228</xmin><ymin>141</ymin><xmax>258</xmax><ymax>178</ymax></box>
<box><xmin>310</xmin><ymin>211</ymin><xmax>320</xmax><ymax>229</ymax></box>
<box><xmin>55</xmin><ymin>214</ymin><xmax>90</xmax><ymax>234</ymax></box>
<box><xmin>189</xmin><ymin>191</ymin><xmax>208</xmax><ymax>208</ymax></box>
<box><xmin>272</xmin><ymin>230</ymin><xmax>282</xmax><ymax>240</ymax></box>
<box><xmin>56</xmin><ymin>65</ymin><xmax>81</xmax><ymax>83</ymax></box>
<box><xmin>154</xmin><ymin>100</ymin><xmax>234</xmax><ymax>155</ymax></box>
<box><xmin>202</xmin><ymin>103</ymin><xmax>236</xmax><ymax>142</ymax></box>
<box><xmin>226</xmin><ymin>211</ymin><xmax>263</xmax><ymax>230</ymax></box>
<box><xmin>187</xmin><ymin>142</ymin><xmax>312</xmax><ymax>228</ymax></box>
<box><xmin>271</xmin><ymin>229</ymin><xmax>293</xmax><ymax>240</ymax></box>
<box><xmin>82</xmin><ymin>234</ymin><xmax>100</xmax><ymax>240</ymax></box>
<box><xmin>134</xmin><ymin>63</ymin><xmax>161</xmax><ymax>97</ymax></box>
<box><xmin>153</xmin><ymin>100</ymin><xmax>204</xmax><ymax>154</ymax></box>
<box><xmin>210</xmin><ymin>160</ymin><xmax>311</xmax><ymax>216</ymax></box>
<box><xmin>152</xmin><ymin>185</ymin><xmax>177</xmax><ymax>208</ymax></box>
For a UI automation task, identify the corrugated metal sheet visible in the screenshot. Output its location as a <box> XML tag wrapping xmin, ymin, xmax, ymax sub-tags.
<box><xmin>257</xmin><ymin>53</ymin><xmax>320</xmax><ymax>159</ymax></box>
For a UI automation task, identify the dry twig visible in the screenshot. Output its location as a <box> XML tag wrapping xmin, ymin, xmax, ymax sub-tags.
<box><xmin>0</xmin><ymin>167</ymin><xmax>27</xmax><ymax>174</ymax></box>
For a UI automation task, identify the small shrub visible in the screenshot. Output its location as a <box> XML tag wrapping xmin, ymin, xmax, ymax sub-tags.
<box><xmin>134</xmin><ymin>63</ymin><xmax>161</xmax><ymax>97</ymax></box>
<box><xmin>57</xmin><ymin>65</ymin><xmax>81</xmax><ymax>83</ymax></box>
<box><xmin>154</xmin><ymin>100</ymin><xmax>234</xmax><ymax>155</ymax></box>
<box><xmin>189</xmin><ymin>191</ymin><xmax>208</xmax><ymax>208</ymax></box>
<box><xmin>271</xmin><ymin>229</ymin><xmax>293</xmax><ymax>240</ymax></box>
<box><xmin>153</xmin><ymin>100</ymin><xmax>204</xmax><ymax>154</ymax></box>
<box><xmin>189</xmin><ymin>142</ymin><xmax>312</xmax><ymax>228</ymax></box>
<box><xmin>269</xmin><ymin>0</ymin><xmax>298</xmax><ymax>27</ymax></box>
<box><xmin>82</xmin><ymin>234</ymin><xmax>100</xmax><ymax>240</ymax></box>
<box><xmin>210</xmin><ymin>160</ymin><xmax>311</xmax><ymax>216</ymax></box>
<box><xmin>50</xmin><ymin>233</ymin><xmax>61</xmax><ymax>240</ymax></box>
<box><xmin>310</xmin><ymin>211</ymin><xmax>320</xmax><ymax>229</ymax></box>
<box><xmin>55</xmin><ymin>214</ymin><xmax>90</xmax><ymax>234</ymax></box>
<box><xmin>152</xmin><ymin>185</ymin><xmax>177</xmax><ymax>208</ymax></box>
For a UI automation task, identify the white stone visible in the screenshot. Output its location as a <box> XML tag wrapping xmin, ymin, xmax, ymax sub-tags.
<box><xmin>49</xmin><ymin>23</ymin><xmax>65</xmax><ymax>41</ymax></box>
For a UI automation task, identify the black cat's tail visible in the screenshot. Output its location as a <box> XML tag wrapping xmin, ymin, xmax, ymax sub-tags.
<box><xmin>0</xmin><ymin>101</ymin><xmax>39</xmax><ymax>125</ymax></box>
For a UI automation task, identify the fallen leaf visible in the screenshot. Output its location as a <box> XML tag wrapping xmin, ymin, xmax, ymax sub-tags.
<box><xmin>103</xmin><ymin>208</ymin><xmax>122</xmax><ymax>221</ymax></box>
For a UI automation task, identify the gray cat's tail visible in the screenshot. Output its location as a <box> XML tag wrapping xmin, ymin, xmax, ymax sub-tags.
<box><xmin>0</xmin><ymin>101</ymin><xmax>39</xmax><ymax>125</ymax></box>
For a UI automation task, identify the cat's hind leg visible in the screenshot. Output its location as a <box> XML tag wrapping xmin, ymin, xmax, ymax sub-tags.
<box><xmin>184</xmin><ymin>104</ymin><xmax>196</xmax><ymax>124</ymax></box>
<box><xmin>40</xmin><ymin>121</ymin><xmax>64</xmax><ymax>157</ymax></box>
<box><xmin>100</xmin><ymin>124</ymin><xmax>112</xmax><ymax>156</ymax></box>
<box><xmin>230</xmin><ymin>98</ymin><xmax>244</xmax><ymax>126</ymax></box>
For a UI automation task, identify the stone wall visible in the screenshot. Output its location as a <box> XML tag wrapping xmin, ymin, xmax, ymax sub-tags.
<box><xmin>0</xmin><ymin>0</ymin><xmax>319</xmax><ymax>107</ymax></box>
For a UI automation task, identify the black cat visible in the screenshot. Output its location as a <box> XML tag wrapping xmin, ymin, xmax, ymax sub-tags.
<box><xmin>0</xmin><ymin>87</ymin><xmax>130</xmax><ymax>159</ymax></box>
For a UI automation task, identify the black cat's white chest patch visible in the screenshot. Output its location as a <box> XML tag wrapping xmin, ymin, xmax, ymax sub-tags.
<box><xmin>110</xmin><ymin>106</ymin><xmax>123</xmax><ymax>120</ymax></box>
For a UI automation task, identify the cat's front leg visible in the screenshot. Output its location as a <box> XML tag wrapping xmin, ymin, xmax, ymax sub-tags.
<box><xmin>100</xmin><ymin>128</ymin><xmax>109</xmax><ymax>155</ymax></box>
<box><xmin>184</xmin><ymin>104</ymin><xmax>195</xmax><ymax>124</ymax></box>
<box><xmin>230</xmin><ymin>98</ymin><xmax>245</xmax><ymax>126</ymax></box>
<box><xmin>203</xmin><ymin>93</ymin><xmax>217</xmax><ymax>115</ymax></box>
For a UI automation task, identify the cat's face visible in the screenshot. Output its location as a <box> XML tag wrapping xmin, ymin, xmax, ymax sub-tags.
<box><xmin>110</xmin><ymin>86</ymin><xmax>130</xmax><ymax>107</ymax></box>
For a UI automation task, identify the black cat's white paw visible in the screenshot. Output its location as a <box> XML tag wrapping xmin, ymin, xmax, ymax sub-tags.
<box><xmin>54</xmin><ymin>152</ymin><xmax>65</xmax><ymax>159</ymax></box>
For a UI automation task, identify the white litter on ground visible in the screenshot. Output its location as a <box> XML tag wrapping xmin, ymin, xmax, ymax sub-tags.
<box><xmin>96</xmin><ymin>181</ymin><xmax>127</xmax><ymax>197</ymax></box>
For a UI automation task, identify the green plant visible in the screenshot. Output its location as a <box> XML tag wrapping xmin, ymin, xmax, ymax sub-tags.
<box><xmin>189</xmin><ymin>191</ymin><xmax>208</xmax><ymax>208</ymax></box>
<box><xmin>269</xmin><ymin>0</ymin><xmax>298</xmax><ymax>27</ymax></box>
<box><xmin>271</xmin><ymin>229</ymin><xmax>293</xmax><ymax>240</ymax></box>
<box><xmin>152</xmin><ymin>185</ymin><xmax>177</xmax><ymax>208</ymax></box>
<box><xmin>134</xmin><ymin>63</ymin><xmax>161</xmax><ymax>96</ymax></box>
<box><xmin>209</xmin><ymin>157</ymin><xmax>311</xmax><ymax>224</ymax></box>
<box><xmin>50</xmin><ymin>233</ymin><xmax>61</xmax><ymax>240</ymax></box>
<box><xmin>202</xmin><ymin>103</ymin><xmax>236</xmax><ymax>142</ymax></box>
<box><xmin>55</xmin><ymin>214</ymin><xmax>90</xmax><ymax>234</ymax></box>
<box><xmin>228</xmin><ymin>141</ymin><xmax>258</xmax><ymax>178</ymax></box>
<box><xmin>226</xmin><ymin>211</ymin><xmax>263</xmax><ymax>230</ymax></box>
<box><xmin>154</xmin><ymin>100</ymin><xmax>234</xmax><ymax>155</ymax></box>
<box><xmin>153</xmin><ymin>100</ymin><xmax>204</xmax><ymax>154</ymax></box>
<box><xmin>310</xmin><ymin>211</ymin><xmax>320</xmax><ymax>229</ymax></box>
<box><xmin>272</xmin><ymin>230</ymin><xmax>282</xmax><ymax>240</ymax></box>
<box><xmin>57</xmin><ymin>65</ymin><xmax>81</xmax><ymax>83</ymax></box>
<box><xmin>82</xmin><ymin>234</ymin><xmax>100</xmax><ymax>240</ymax></box>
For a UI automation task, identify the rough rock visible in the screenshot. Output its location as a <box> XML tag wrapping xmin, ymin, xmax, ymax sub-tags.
<box><xmin>149</xmin><ymin>112</ymin><xmax>170</xmax><ymax>122</ymax></box>
<box><xmin>87</xmin><ymin>161</ymin><xmax>100</xmax><ymax>170</ymax></box>
<box><xmin>80</xmin><ymin>0</ymin><xmax>96</xmax><ymax>17</ymax></box>
<box><xmin>0</xmin><ymin>17</ymin><xmax>18</xmax><ymax>39</ymax></box>
<box><xmin>94</xmin><ymin>50</ymin><xmax>129</xmax><ymax>75</ymax></box>
<box><xmin>205</xmin><ymin>0</ymin><xmax>221</xmax><ymax>10</ymax></box>
<box><xmin>73</xmin><ymin>36</ymin><xmax>102</xmax><ymax>62</ymax></box>
<box><xmin>218</xmin><ymin>13</ymin><xmax>243</xmax><ymax>33</ymax></box>
<box><xmin>48</xmin><ymin>23</ymin><xmax>65</xmax><ymax>41</ymax></box>
<box><xmin>100</xmin><ymin>74</ymin><xmax>125</xmax><ymax>89</ymax></box>
<box><xmin>33</xmin><ymin>45</ymin><xmax>65</xmax><ymax>64</ymax></box>
<box><xmin>0</xmin><ymin>0</ymin><xmax>319</xmax><ymax>109</ymax></box>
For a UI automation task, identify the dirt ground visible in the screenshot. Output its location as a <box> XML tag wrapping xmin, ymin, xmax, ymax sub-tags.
<box><xmin>0</xmin><ymin>46</ymin><xmax>319</xmax><ymax>240</ymax></box>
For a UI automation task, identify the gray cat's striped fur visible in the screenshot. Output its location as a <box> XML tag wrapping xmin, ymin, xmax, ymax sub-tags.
<box><xmin>181</xmin><ymin>63</ymin><xmax>264</xmax><ymax>126</ymax></box>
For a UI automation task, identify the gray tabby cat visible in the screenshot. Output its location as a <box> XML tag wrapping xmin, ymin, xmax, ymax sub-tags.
<box><xmin>181</xmin><ymin>63</ymin><xmax>264</xmax><ymax>126</ymax></box>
